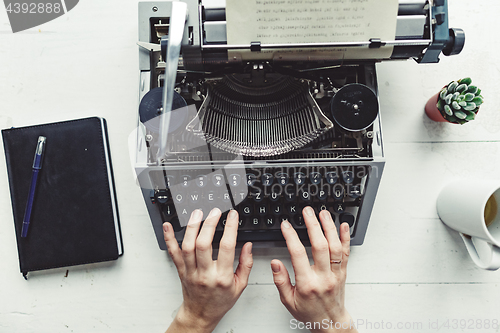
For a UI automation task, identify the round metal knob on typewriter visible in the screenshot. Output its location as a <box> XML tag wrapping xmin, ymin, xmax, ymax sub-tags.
<box><xmin>443</xmin><ymin>28</ymin><xmax>466</xmax><ymax>56</ymax></box>
<box><xmin>330</xmin><ymin>83</ymin><xmax>379</xmax><ymax>132</ymax></box>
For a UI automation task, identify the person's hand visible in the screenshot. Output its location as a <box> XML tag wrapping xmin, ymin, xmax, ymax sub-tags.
<box><xmin>163</xmin><ymin>208</ymin><xmax>253</xmax><ymax>333</ymax></box>
<box><xmin>271</xmin><ymin>207</ymin><xmax>357</xmax><ymax>333</ymax></box>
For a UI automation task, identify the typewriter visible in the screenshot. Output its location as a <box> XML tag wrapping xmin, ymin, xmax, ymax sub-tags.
<box><xmin>133</xmin><ymin>0</ymin><xmax>464</xmax><ymax>250</ymax></box>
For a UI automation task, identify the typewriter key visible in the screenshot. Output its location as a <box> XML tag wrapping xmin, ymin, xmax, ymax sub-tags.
<box><xmin>280</xmin><ymin>215</ymin><xmax>291</xmax><ymax>224</ymax></box>
<box><xmin>161</xmin><ymin>204</ymin><xmax>175</xmax><ymax>217</ymax></box>
<box><xmin>188</xmin><ymin>192</ymin><xmax>201</xmax><ymax>205</ymax></box>
<box><xmin>229</xmin><ymin>174</ymin><xmax>241</xmax><ymax>187</ymax></box>
<box><xmin>334</xmin><ymin>202</ymin><xmax>345</xmax><ymax>213</ymax></box>
<box><xmin>181</xmin><ymin>175</ymin><xmax>191</xmax><ymax>188</ymax></box>
<box><xmin>284</xmin><ymin>188</ymin><xmax>296</xmax><ymax>202</ymax></box>
<box><xmin>317</xmin><ymin>204</ymin><xmax>329</xmax><ymax>213</ymax></box>
<box><xmin>318</xmin><ymin>188</ymin><xmax>328</xmax><ymax>201</ymax></box>
<box><xmin>332</xmin><ymin>184</ymin><xmax>345</xmax><ymax>201</ymax></box>
<box><xmin>294</xmin><ymin>172</ymin><xmax>306</xmax><ymax>185</ymax></box>
<box><xmin>242</xmin><ymin>205</ymin><xmax>253</xmax><ymax>216</ymax></box>
<box><xmin>325</xmin><ymin>171</ymin><xmax>338</xmax><ymax>184</ymax></box>
<box><xmin>342</xmin><ymin>171</ymin><xmax>354</xmax><ymax>184</ymax></box>
<box><xmin>286</xmin><ymin>204</ymin><xmax>299</xmax><ymax>215</ymax></box>
<box><xmin>164</xmin><ymin>175</ymin><xmax>175</xmax><ymax>188</ymax></box>
<box><xmin>154</xmin><ymin>189</ymin><xmax>169</xmax><ymax>204</ymax></box>
<box><xmin>221</xmin><ymin>192</ymin><xmax>231</xmax><ymax>203</ymax></box>
<box><xmin>206</xmin><ymin>191</ymin><xmax>216</xmax><ymax>202</ymax></box>
<box><xmin>347</xmin><ymin>184</ymin><xmax>362</xmax><ymax>198</ymax></box>
<box><xmin>309</xmin><ymin>172</ymin><xmax>322</xmax><ymax>185</ymax></box>
<box><xmin>195</xmin><ymin>175</ymin><xmax>208</xmax><ymax>188</ymax></box>
<box><xmin>339</xmin><ymin>212</ymin><xmax>355</xmax><ymax>228</ymax></box>
<box><xmin>295</xmin><ymin>215</ymin><xmax>305</xmax><ymax>227</ymax></box>
<box><xmin>212</xmin><ymin>174</ymin><xmax>224</xmax><ymax>187</ymax></box>
<box><xmin>251</xmin><ymin>189</ymin><xmax>264</xmax><ymax>202</ymax></box>
<box><xmin>173</xmin><ymin>193</ymin><xmax>185</xmax><ymax>204</ymax></box>
<box><xmin>271</xmin><ymin>204</ymin><xmax>282</xmax><ymax>215</ymax></box>
<box><xmin>262</xmin><ymin>173</ymin><xmax>274</xmax><ymax>186</ymax></box>
<box><xmin>299</xmin><ymin>189</ymin><xmax>312</xmax><ymax>202</ymax></box>
<box><xmin>257</xmin><ymin>204</ymin><xmax>268</xmax><ymax>215</ymax></box>
<box><xmin>276</xmin><ymin>172</ymin><xmax>289</xmax><ymax>185</ymax></box>
<box><xmin>251</xmin><ymin>217</ymin><xmax>262</xmax><ymax>227</ymax></box>
<box><xmin>269</xmin><ymin>191</ymin><xmax>281</xmax><ymax>202</ymax></box>
<box><xmin>265</xmin><ymin>216</ymin><xmax>277</xmax><ymax>227</ymax></box>
<box><xmin>246</xmin><ymin>173</ymin><xmax>257</xmax><ymax>186</ymax></box>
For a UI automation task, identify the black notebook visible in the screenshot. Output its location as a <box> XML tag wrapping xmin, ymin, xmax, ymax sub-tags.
<box><xmin>2</xmin><ymin>117</ymin><xmax>123</xmax><ymax>278</ymax></box>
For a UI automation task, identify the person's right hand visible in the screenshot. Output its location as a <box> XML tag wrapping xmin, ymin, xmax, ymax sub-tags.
<box><xmin>271</xmin><ymin>206</ymin><xmax>358</xmax><ymax>333</ymax></box>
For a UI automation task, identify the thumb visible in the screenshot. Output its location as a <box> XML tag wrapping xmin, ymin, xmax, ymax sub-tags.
<box><xmin>235</xmin><ymin>242</ymin><xmax>253</xmax><ymax>291</ymax></box>
<box><xmin>271</xmin><ymin>259</ymin><xmax>294</xmax><ymax>307</ymax></box>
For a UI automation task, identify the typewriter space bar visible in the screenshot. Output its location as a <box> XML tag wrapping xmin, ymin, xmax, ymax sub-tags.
<box><xmin>213</xmin><ymin>229</ymin><xmax>309</xmax><ymax>243</ymax></box>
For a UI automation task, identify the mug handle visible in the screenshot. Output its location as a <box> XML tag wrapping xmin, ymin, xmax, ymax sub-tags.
<box><xmin>460</xmin><ymin>234</ymin><xmax>500</xmax><ymax>270</ymax></box>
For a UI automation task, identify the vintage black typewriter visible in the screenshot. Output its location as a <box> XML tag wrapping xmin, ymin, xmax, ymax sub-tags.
<box><xmin>133</xmin><ymin>0</ymin><xmax>464</xmax><ymax>249</ymax></box>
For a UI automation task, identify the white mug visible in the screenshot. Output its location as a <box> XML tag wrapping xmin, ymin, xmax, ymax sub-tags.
<box><xmin>437</xmin><ymin>180</ymin><xmax>500</xmax><ymax>270</ymax></box>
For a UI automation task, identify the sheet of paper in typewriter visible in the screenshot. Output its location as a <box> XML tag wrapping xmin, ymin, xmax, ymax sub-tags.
<box><xmin>226</xmin><ymin>0</ymin><xmax>399</xmax><ymax>61</ymax></box>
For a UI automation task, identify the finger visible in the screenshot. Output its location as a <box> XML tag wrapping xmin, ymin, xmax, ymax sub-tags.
<box><xmin>235</xmin><ymin>242</ymin><xmax>253</xmax><ymax>292</ymax></box>
<box><xmin>271</xmin><ymin>259</ymin><xmax>295</xmax><ymax>310</ymax></box>
<box><xmin>319</xmin><ymin>210</ymin><xmax>343</xmax><ymax>271</ymax></box>
<box><xmin>181</xmin><ymin>209</ymin><xmax>203</xmax><ymax>274</ymax></box>
<box><xmin>163</xmin><ymin>222</ymin><xmax>186</xmax><ymax>276</ymax></box>
<box><xmin>339</xmin><ymin>222</ymin><xmax>351</xmax><ymax>270</ymax></box>
<box><xmin>281</xmin><ymin>220</ymin><xmax>312</xmax><ymax>282</ymax></box>
<box><xmin>195</xmin><ymin>207</ymin><xmax>221</xmax><ymax>270</ymax></box>
<box><xmin>217</xmin><ymin>210</ymin><xmax>239</xmax><ymax>272</ymax></box>
<box><xmin>302</xmin><ymin>206</ymin><xmax>331</xmax><ymax>272</ymax></box>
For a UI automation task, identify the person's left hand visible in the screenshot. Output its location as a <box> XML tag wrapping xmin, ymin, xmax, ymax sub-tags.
<box><xmin>164</xmin><ymin>208</ymin><xmax>253</xmax><ymax>333</ymax></box>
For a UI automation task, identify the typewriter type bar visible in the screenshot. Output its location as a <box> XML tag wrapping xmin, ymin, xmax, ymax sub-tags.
<box><xmin>134</xmin><ymin>0</ymin><xmax>464</xmax><ymax>250</ymax></box>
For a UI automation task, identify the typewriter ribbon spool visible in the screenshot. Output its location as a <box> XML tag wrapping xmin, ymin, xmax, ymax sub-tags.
<box><xmin>330</xmin><ymin>83</ymin><xmax>379</xmax><ymax>132</ymax></box>
<box><xmin>139</xmin><ymin>87</ymin><xmax>189</xmax><ymax>134</ymax></box>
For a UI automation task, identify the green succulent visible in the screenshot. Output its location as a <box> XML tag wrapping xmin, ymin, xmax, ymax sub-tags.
<box><xmin>437</xmin><ymin>77</ymin><xmax>484</xmax><ymax>124</ymax></box>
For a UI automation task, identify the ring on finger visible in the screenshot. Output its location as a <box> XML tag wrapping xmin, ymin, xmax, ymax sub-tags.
<box><xmin>330</xmin><ymin>259</ymin><xmax>342</xmax><ymax>264</ymax></box>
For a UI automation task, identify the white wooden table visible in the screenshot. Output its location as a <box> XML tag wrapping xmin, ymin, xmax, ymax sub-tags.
<box><xmin>1</xmin><ymin>1</ymin><xmax>500</xmax><ymax>332</ymax></box>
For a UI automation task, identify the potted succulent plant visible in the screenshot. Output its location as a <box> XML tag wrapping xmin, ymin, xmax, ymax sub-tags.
<box><xmin>425</xmin><ymin>78</ymin><xmax>484</xmax><ymax>124</ymax></box>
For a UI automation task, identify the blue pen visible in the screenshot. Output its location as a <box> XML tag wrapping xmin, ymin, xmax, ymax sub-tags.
<box><xmin>21</xmin><ymin>136</ymin><xmax>46</xmax><ymax>238</ymax></box>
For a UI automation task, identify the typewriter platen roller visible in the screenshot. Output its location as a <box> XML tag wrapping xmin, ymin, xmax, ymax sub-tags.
<box><xmin>133</xmin><ymin>0</ymin><xmax>464</xmax><ymax>249</ymax></box>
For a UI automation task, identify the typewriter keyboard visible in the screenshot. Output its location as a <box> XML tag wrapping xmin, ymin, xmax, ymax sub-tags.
<box><xmin>149</xmin><ymin>165</ymin><xmax>369</xmax><ymax>242</ymax></box>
